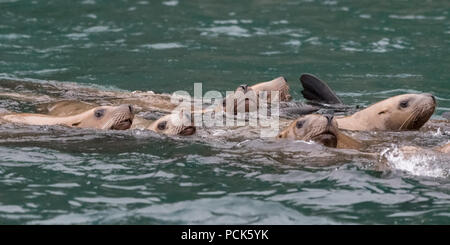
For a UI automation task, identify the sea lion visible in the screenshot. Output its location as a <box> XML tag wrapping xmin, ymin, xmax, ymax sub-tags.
<box><xmin>1</xmin><ymin>104</ymin><xmax>134</xmax><ymax>130</ymax></box>
<box><xmin>277</xmin><ymin>114</ymin><xmax>362</xmax><ymax>149</ymax></box>
<box><xmin>336</xmin><ymin>93</ymin><xmax>436</xmax><ymax>131</ymax></box>
<box><xmin>33</xmin><ymin>100</ymin><xmax>196</xmax><ymax>136</ymax></box>
<box><xmin>212</xmin><ymin>76</ymin><xmax>318</xmax><ymax>119</ymax></box>
<box><xmin>143</xmin><ymin>110</ymin><xmax>196</xmax><ymax>136</ymax></box>
<box><xmin>219</xmin><ymin>76</ymin><xmax>292</xmax><ymax>114</ymax></box>
<box><xmin>299</xmin><ymin>74</ymin><xmax>437</xmax><ymax>131</ymax></box>
<box><xmin>27</xmin><ymin>77</ymin><xmax>293</xmax><ymax>118</ymax></box>
<box><xmin>248</xmin><ymin>76</ymin><xmax>292</xmax><ymax>102</ymax></box>
<box><xmin>101</xmin><ymin>77</ymin><xmax>292</xmax><ymax>116</ymax></box>
<box><xmin>38</xmin><ymin>100</ymin><xmax>97</xmax><ymax>116</ymax></box>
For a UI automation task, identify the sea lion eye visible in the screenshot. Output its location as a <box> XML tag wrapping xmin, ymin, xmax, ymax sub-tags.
<box><xmin>399</xmin><ymin>100</ymin><xmax>409</xmax><ymax>108</ymax></box>
<box><xmin>94</xmin><ymin>109</ymin><xmax>105</xmax><ymax>118</ymax></box>
<box><xmin>296</xmin><ymin>120</ymin><xmax>304</xmax><ymax>129</ymax></box>
<box><xmin>157</xmin><ymin>121</ymin><xmax>167</xmax><ymax>130</ymax></box>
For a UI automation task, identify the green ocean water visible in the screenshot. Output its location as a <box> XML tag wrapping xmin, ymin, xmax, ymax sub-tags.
<box><xmin>0</xmin><ymin>0</ymin><xmax>449</xmax><ymax>224</ymax></box>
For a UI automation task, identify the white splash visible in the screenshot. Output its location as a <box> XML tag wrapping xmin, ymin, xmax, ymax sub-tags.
<box><xmin>213</xmin><ymin>20</ymin><xmax>239</xmax><ymax>25</ymax></box>
<box><xmin>141</xmin><ymin>42</ymin><xmax>185</xmax><ymax>50</ymax></box>
<box><xmin>0</xmin><ymin>33</ymin><xmax>30</xmax><ymax>40</ymax></box>
<box><xmin>370</xmin><ymin>38</ymin><xmax>408</xmax><ymax>53</ymax></box>
<box><xmin>283</xmin><ymin>40</ymin><xmax>301</xmax><ymax>46</ymax></box>
<box><xmin>66</xmin><ymin>33</ymin><xmax>88</xmax><ymax>40</ymax></box>
<box><xmin>389</xmin><ymin>15</ymin><xmax>446</xmax><ymax>20</ymax></box>
<box><xmin>84</xmin><ymin>26</ymin><xmax>119</xmax><ymax>33</ymax></box>
<box><xmin>199</xmin><ymin>26</ymin><xmax>251</xmax><ymax>37</ymax></box>
<box><xmin>432</xmin><ymin>128</ymin><xmax>442</xmax><ymax>137</ymax></box>
<box><xmin>162</xmin><ymin>0</ymin><xmax>178</xmax><ymax>6</ymax></box>
<box><xmin>381</xmin><ymin>145</ymin><xmax>447</xmax><ymax>178</ymax></box>
<box><xmin>81</xmin><ymin>0</ymin><xmax>96</xmax><ymax>5</ymax></box>
<box><xmin>271</xmin><ymin>20</ymin><xmax>289</xmax><ymax>25</ymax></box>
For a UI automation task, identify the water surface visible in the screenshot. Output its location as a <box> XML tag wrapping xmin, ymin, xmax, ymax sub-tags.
<box><xmin>0</xmin><ymin>0</ymin><xmax>449</xmax><ymax>224</ymax></box>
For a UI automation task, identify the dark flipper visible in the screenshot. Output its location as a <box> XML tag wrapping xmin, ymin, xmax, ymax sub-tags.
<box><xmin>300</xmin><ymin>74</ymin><xmax>343</xmax><ymax>104</ymax></box>
<box><xmin>279</xmin><ymin>102</ymin><xmax>320</xmax><ymax>119</ymax></box>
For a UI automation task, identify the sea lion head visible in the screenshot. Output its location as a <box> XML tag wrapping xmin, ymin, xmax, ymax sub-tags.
<box><xmin>148</xmin><ymin>110</ymin><xmax>196</xmax><ymax>136</ymax></box>
<box><xmin>222</xmin><ymin>76</ymin><xmax>291</xmax><ymax>114</ymax></box>
<box><xmin>221</xmin><ymin>83</ymin><xmax>258</xmax><ymax>114</ymax></box>
<box><xmin>0</xmin><ymin>104</ymin><xmax>134</xmax><ymax>130</ymax></box>
<box><xmin>277</xmin><ymin>114</ymin><xmax>339</xmax><ymax>147</ymax></box>
<box><xmin>75</xmin><ymin>104</ymin><xmax>135</xmax><ymax>130</ymax></box>
<box><xmin>362</xmin><ymin>93</ymin><xmax>436</xmax><ymax>130</ymax></box>
<box><xmin>250</xmin><ymin>76</ymin><xmax>291</xmax><ymax>102</ymax></box>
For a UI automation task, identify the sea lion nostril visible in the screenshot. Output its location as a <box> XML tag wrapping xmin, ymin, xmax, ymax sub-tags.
<box><xmin>239</xmin><ymin>84</ymin><xmax>249</xmax><ymax>93</ymax></box>
<box><xmin>324</xmin><ymin>114</ymin><xmax>334</xmax><ymax>123</ymax></box>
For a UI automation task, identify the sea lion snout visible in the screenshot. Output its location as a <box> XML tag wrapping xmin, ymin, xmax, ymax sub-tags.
<box><xmin>324</xmin><ymin>114</ymin><xmax>334</xmax><ymax>124</ymax></box>
<box><xmin>179</xmin><ymin>126</ymin><xmax>196</xmax><ymax>136</ymax></box>
<box><xmin>238</xmin><ymin>84</ymin><xmax>249</xmax><ymax>93</ymax></box>
<box><xmin>422</xmin><ymin>93</ymin><xmax>436</xmax><ymax>104</ymax></box>
<box><xmin>277</xmin><ymin>114</ymin><xmax>341</xmax><ymax>148</ymax></box>
<box><xmin>110</xmin><ymin>118</ymin><xmax>133</xmax><ymax>130</ymax></box>
<box><xmin>106</xmin><ymin>104</ymin><xmax>135</xmax><ymax>130</ymax></box>
<box><xmin>404</xmin><ymin>93</ymin><xmax>436</xmax><ymax>130</ymax></box>
<box><xmin>116</xmin><ymin>104</ymin><xmax>134</xmax><ymax>114</ymax></box>
<box><xmin>147</xmin><ymin>110</ymin><xmax>197</xmax><ymax>136</ymax></box>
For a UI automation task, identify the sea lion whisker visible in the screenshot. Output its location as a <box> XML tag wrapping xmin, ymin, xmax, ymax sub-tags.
<box><xmin>303</xmin><ymin>125</ymin><xmax>328</xmax><ymax>140</ymax></box>
<box><xmin>104</xmin><ymin>113</ymin><xmax>125</xmax><ymax>129</ymax></box>
<box><xmin>101</xmin><ymin>118</ymin><xmax>115</xmax><ymax>130</ymax></box>
<box><xmin>409</xmin><ymin>107</ymin><xmax>425</xmax><ymax>127</ymax></box>
<box><xmin>107</xmin><ymin>112</ymin><xmax>133</xmax><ymax>130</ymax></box>
<box><xmin>399</xmin><ymin>110</ymin><xmax>414</xmax><ymax>130</ymax></box>
<box><xmin>406</xmin><ymin>109</ymin><xmax>420</xmax><ymax>129</ymax></box>
<box><xmin>408</xmin><ymin>107</ymin><xmax>423</xmax><ymax>128</ymax></box>
<box><xmin>399</xmin><ymin>108</ymin><xmax>418</xmax><ymax>130</ymax></box>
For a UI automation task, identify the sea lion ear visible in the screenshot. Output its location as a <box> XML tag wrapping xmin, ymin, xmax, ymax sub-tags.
<box><xmin>71</xmin><ymin>120</ymin><xmax>82</xmax><ymax>127</ymax></box>
<box><xmin>277</xmin><ymin>131</ymin><xmax>287</xmax><ymax>139</ymax></box>
<box><xmin>378</xmin><ymin>108</ymin><xmax>389</xmax><ymax>115</ymax></box>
